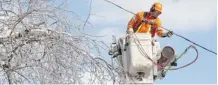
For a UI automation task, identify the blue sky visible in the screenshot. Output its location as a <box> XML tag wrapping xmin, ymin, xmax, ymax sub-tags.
<box><xmin>67</xmin><ymin>0</ymin><xmax>217</xmax><ymax>84</ymax></box>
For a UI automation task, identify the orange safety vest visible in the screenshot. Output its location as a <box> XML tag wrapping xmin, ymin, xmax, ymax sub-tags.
<box><xmin>127</xmin><ymin>11</ymin><xmax>163</xmax><ymax>37</ymax></box>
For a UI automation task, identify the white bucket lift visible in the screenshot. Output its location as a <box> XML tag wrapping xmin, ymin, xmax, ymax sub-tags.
<box><xmin>109</xmin><ymin>33</ymin><xmax>176</xmax><ymax>84</ymax></box>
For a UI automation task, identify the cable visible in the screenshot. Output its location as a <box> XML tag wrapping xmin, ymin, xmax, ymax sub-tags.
<box><xmin>163</xmin><ymin>45</ymin><xmax>199</xmax><ymax>75</ymax></box>
<box><xmin>131</xmin><ymin>33</ymin><xmax>198</xmax><ymax>71</ymax></box>
<box><xmin>131</xmin><ymin>33</ymin><xmax>165</xmax><ymax>69</ymax></box>
<box><xmin>169</xmin><ymin>45</ymin><xmax>198</xmax><ymax>70</ymax></box>
<box><xmin>104</xmin><ymin>0</ymin><xmax>135</xmax><ymax>15</ymax></box>
<box><xmin>121</xmin><ymin>33</ymin><xmax>198</xmax><ymax>83</ymax></box>
<box><xmin>161</xmin><ymin>27</ymin><xmax>216</xmax><ymax>55</ymax></box>
<box><xmin>103</xmin><ymin>0</ymin><xmax>217</xmax><ymax>55</ymax></box>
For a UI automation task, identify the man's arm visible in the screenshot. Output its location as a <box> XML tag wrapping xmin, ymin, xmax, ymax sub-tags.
<box><xmin>127</xmin><ymin>12</ymin><xmax>141</xmax><ymax>33</ymax></box>
<box><xmin>127</xmin><ymin>15</ymin><xmax>136</xmax><ymax>29</ymax></box>
<box><xmin>155</xmin><ymin>18</ymin><xmax>164</xmax><ymax>37</ymax></box>
<box><xmin>155</xmin><ymin>18</ymin><xmax>173</xmax><ymax>37</ymax></box>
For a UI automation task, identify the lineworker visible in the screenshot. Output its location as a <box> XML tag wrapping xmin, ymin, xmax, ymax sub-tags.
<box><xmin>127</xmin><ymin>2</ymin><xmax>173</xmax><ymax>38</ymax></box>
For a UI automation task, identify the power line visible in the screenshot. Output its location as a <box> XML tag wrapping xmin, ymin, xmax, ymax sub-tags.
<box><xmin>104</xmin><ymin>0</ymin><xmax>135</xmax><ymax>15</ymax></box>
<box><xmin>161</xmin><ymin>27</ymin><xmax>217</xmax><ymax>55</ymax></box>
<box><xmin>103</xmin><ymin>0</ymin><xmax>217</xmax><ymax>55</ymax></box>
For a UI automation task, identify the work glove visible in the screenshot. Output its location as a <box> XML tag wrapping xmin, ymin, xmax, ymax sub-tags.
<box><xmin>127</xmin><ymin>28</ymin><xmax>134</xmax><ymax>34</ymax></box>
<box><xmin>166</xmin><ymin>31</ymin><xmax>173</xmax><ymax>37</ymax></box>
<box><xmin>162</xmin><ymin>31</ymin><xmax>173</xmax><ymax>38</ymax></box>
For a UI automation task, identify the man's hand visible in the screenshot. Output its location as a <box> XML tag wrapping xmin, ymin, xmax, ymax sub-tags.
<box><xmin>167</xmin><ymin>31</ymin><xmax>173</xmax><ymax>37</ymax></box>
<box><xmin>162</xmin><ymin>31</ymin><xmax>173</xmax><ymax>38</ymax></box>
<box><xmin>127</xmin><ymin>28</ymin><xmax>134</xmax><ymax>34</ymax></box>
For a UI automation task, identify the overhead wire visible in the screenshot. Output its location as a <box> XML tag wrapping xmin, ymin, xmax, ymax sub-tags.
<box><xmin>103</xmin><ymin>0</ymin><xmax>217</xmax><ymax>55</ymax></box>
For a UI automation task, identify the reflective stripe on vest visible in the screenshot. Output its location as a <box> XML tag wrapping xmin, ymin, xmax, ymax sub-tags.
<box><xmin>134</xmin><ymin>12</ymin><xmax>156</xmax><ymax>37</ymax></box>
<box><xmin>133</xmin><ymin>12</ymin><xmax>147</xmax><ymax>32</ymax></box>
<box><xmin>151</xmin><ymin>25</ymin><xmax>157</xmax><ymax>37</ymax></box>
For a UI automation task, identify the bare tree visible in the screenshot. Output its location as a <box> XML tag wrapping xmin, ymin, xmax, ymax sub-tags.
<box><xmin>0</xmin><ymin>0</ymin><xmax>123</xmax><ymax>84</ymax></box>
